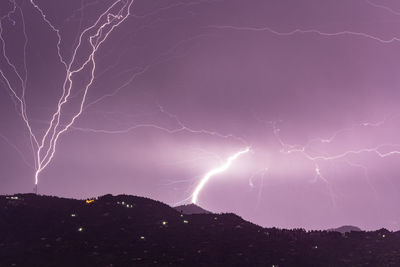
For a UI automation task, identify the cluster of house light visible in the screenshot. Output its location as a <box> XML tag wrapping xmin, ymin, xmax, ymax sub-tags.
<box><xmin>71</xmin><ymin>200</ymin><xmax>190</xmax><ymax>235</ymax></box>
<box><xmin>117</xmin><ymin>201</ymin><xmax>134</xmax><ymax>208</ymax></box>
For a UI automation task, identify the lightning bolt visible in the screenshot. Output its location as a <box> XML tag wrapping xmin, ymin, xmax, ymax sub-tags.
<box><xmin>70</xmin><ymin>104</ymin><xmax>248</xmax><ymax>145</ymax></box>
<box><xmin>191</xmin><ymin>147</ymin><xmax>250</xmax><ymax>204</ymax></box>
<box><xmin>208</xmin><ymin>25</ymin><xmax>400</xmax><ymax>44</ymax></box>
<box><xmin>365</xmin><ymin>0</ymin><xmax>400</xmax><ymax>16</ymax></box>
<box><xmin>268</xmin><ymin>117</ymin><xmax>400</xmax><ymax>205</ymax></box>
<box><xmin>0</xmin><ymin>0</ymin><xmax>134</xmax><ymax>192</ymax></box>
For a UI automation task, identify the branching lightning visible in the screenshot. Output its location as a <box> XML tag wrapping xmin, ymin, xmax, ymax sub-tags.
<box><xmin>268</xmin><ymin>117</ymin><xmax>400</xmax><ymax>205</ymax></box>
<box><xmin>0</xmin><ymin>0</ymin><xmax>134</xmax><ymax>192</ymax></box>
<box><xmin>71</xmin><ymin>104</ymin><xmax>248</xmax><ymax>146</ymax></box>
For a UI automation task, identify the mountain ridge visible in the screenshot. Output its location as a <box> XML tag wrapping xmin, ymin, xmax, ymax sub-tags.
<box><xmin>174</xmin><ymin>203</ymin><xmax>212</xmax><ymax>214</ymax></box>
<box><xmin>1</xmin><ymin>193</ymin><xmax>399</xmax><ymax>266</ymax></box>
<box><xmin>327</xmin><ymin>225</ymin><xmax>362</xmax><ymax>233</ymax></box>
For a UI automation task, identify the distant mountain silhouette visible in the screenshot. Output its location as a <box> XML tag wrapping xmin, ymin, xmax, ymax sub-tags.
<box><xmin>328</xmin><ymin>225</ymin><xmax>362</xmax><ymax>233</ymax></box>
<box><xmin>174</xmin><ymin>203</ymin><xmax>212</xmax><ymax>214</ymax></box>
<box><xmin>1</xmin><ymin>193</ymin><xmax>399</xmax><ymax>266</ymax></box>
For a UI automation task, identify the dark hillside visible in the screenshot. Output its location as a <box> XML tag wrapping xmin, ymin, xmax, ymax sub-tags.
<box><xmin>1</xmin><ymin>194</ymin><xmax>400</xmax><ymax>266</ymax></box>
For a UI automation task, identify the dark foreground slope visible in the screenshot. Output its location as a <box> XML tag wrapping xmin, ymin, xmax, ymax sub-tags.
<box><xmin>1</xmin><ymin>194</ymin><xmax>400</xmax><ymax>267</ymax></box>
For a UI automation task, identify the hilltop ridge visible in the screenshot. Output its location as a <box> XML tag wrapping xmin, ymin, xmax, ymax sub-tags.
<box><xmin>1</xmin><ymin>194</ymin><xmax>399</xmax><ymax>266</ymax></box>
<box><xmin>174</xmin><ymin>203</ymin><xmax>212</xmax><ymax>215</ymax></box>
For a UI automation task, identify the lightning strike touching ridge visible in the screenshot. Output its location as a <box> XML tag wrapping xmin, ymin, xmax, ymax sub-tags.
<box><xmin>191</xmin><ymin>147</ymin><xmax>250</xmax><ymax>205</ymax></box>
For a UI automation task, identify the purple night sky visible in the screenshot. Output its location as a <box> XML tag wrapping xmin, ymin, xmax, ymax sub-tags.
<box><xmin>1</xmin><ymin>0</ymin><xmax>400</xmax><ymax>231</ymax></box>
